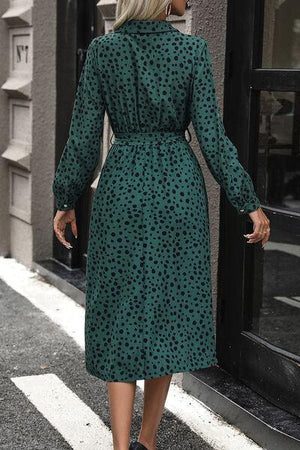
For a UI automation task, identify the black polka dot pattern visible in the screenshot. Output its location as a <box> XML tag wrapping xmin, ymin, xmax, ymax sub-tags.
<box><xmin>52</xmin><ymin>19</ymin><xmax>261</xmax><ymax>382</ymax></box>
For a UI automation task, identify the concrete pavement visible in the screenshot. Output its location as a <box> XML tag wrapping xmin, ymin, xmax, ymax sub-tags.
<box><xmin>0</xmin><ymin>257</ymin><xmax>264</xmax><ymax>450</ymax></box>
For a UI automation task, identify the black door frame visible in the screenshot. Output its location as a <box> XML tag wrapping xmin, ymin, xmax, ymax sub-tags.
<box><xmin>217</xmin><ymin>0</ymin><xmax>300</xmax><ymax>417</ymax></box>
<box><xmin>76</xmin><ymin>0</ymin><xmax>99</xmax><ymax>271</ymax></box>
<box><xmin>53</xmin><ymin>0</ymin><xmax>98</xmax><ymax>270</ymax></box>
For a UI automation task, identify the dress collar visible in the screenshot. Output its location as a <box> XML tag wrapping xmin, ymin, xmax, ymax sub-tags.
<box><xmin>113</xmin><ymin>19</ymin><xmax>179</xmax><ymax>34</ymax></box>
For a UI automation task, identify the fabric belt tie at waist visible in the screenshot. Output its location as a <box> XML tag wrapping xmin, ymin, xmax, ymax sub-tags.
<box><xmin>112</xmin><ymin>129</ymin><xmax>191</xmax><ymax>144</ymax></box>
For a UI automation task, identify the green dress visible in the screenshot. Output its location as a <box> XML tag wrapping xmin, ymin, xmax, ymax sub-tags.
<box><xmin>52</xmin><ymin>19</ymin><xmax>261</xmax><ymax>382</ymax></box>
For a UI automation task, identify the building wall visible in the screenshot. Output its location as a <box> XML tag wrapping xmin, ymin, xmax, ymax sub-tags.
<box><xmin>0</xmin><ymin>0</ymin><xmax>10</xmax><ymax>257</ymax></box>
<box><xmin>0</xmin><ymin>0</ymin><xmax>57</xmax><ymax>267</ymax></box>
<box><xmin>191</xmin><ymin>0</ymin><xmax>228</xmax><ymax>317</ymax></box>
<box><xmin>31</xmin><ymin>0</ymin><xmax>57</xmax><ymax>264</ymax></box>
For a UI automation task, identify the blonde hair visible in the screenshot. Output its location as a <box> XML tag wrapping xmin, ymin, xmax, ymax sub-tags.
<box><xmin>112</xmin><ymin>0</ymin><xmax>171</xmax><ymax>31</ymax></box>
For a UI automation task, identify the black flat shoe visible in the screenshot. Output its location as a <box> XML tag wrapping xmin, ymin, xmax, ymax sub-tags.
<box><xmin>129</xmin><ymin>441</ymin><xmax>149</xmax><ymax>450</ymax></box>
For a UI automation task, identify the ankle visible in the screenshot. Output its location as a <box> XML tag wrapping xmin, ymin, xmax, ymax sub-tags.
<box><xmin>112</xmin><ymin>437</ymin><xmax>130</xmax><ymax>450</ymax></box>
<box><xmin>113</xmin><ymin>445</ymin><xmax>129</xmax><ymax>450</ymax></box>
<box><xmin>137</xmin><ymin>433</ymin><xmax>156</xmax><ymax>450</ymax></box>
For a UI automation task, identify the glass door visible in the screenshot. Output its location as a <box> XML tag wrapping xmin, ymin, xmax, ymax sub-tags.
<box><xmin>218</xmin><ymin>0</ymin><xmax>300</xmax><ymax>417</ymax></box>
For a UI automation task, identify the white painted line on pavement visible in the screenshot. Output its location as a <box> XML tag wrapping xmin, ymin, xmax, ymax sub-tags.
<box><xmin>11</xmin><ymin>373</ymin><xmax>113</xmax><ymax>450</ymax></box>
<box><xmin>274</xmin><ymin>296</ymin><xmax>300</xmax><ymax>309</ymax></box>
<box><xmin>1</xmin><ymin>257</ymin><xmax>263</xmax><ymax>450</ymax></box>
<box><xmin>141</xmin><ymin>380</ymin><xmax>263</xmax><ymax>450</ymax></box>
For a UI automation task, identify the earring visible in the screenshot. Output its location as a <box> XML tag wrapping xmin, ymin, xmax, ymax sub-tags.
<box><xmin>165</xmin><ymin>1</ymin><xmax>172</xmax><ymax>16</ymax></box>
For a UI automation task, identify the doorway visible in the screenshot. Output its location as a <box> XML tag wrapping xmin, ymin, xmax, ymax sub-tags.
<box><xmin>53</xmin><ymin>0</ymin><xmax>103</xmax><ymax>271</ymax></box>
<box><xmin>218</xmin><ymin>0</ymin><xmax>300</xmax><ymax>417</ymax></box>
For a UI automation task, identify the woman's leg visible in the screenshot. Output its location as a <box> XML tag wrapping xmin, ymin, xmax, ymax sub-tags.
<box><xmin>108</xmin><ymin>380</ymin><xmax>137</xmax><ymax>450</ymax></box>
<box><xmin>138</xmin><ymin>374</ymin><xmax>173</xmax><ymax>450</ymax></box>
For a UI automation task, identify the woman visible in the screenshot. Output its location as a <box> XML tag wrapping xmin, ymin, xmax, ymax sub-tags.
<box><xmin>52</xmin><ymin>0</ymin><xmax>270</xmax><ymax>449</ymax></box>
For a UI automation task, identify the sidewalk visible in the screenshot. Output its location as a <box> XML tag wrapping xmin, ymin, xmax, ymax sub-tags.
<box><xmin>0</xmin><ymin>257</ymin><xmax>264</xmax><ymax>450</ymax></box>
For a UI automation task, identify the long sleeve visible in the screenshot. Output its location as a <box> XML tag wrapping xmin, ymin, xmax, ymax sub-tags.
<box><xmin>52</xmin><ymin>37</ymin><xmax>105</xmax><ymax>211</ymax></box>
<box><xmin>190</xmin><ymin>40</ymin><xmax>261</xmax><ymax>215</ymax></box>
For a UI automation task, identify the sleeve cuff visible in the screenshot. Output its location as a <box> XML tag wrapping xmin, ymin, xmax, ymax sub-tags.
<box><xmin>55</xmin><ymin>200</ymin><xmax>76</xmax><ymax>211</ymax></box>
<box><xmin>237</xmin><ymin>198</ymin><xmax>261</xmax><ymax>215</ymax></box>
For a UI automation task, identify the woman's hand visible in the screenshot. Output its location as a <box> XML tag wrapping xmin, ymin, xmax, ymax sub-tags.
<box><xmin>243</xmin><ymin>207</ymin><xmax>270</xmax><ymax>247</ymax></box>
<box><xmin>53</xmin><ymin>209</ymin><xmax>78</xmax><ymax>249</ymax></box>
